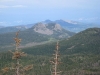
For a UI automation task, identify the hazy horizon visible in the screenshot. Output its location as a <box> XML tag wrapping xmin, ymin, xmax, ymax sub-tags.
<box><xmin>0</xmin><ymin>0</ymin><xmax>100</xmax><ymax>26</ymax></box>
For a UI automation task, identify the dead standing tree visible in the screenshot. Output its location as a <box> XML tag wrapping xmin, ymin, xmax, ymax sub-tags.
<box><xmin>11</xmin><ymin>31</ymin><xmax>33</xmax><ymax>75</ymax></box>
<box><xmin>50</xmin><ymin>42</ymin><xmax>61</xmax><ymax>75</ymax></box>
<box><xmin>13</xmin><ymin>31</ymin><xmax>22</xmax><ymax>75</ymax></box>
<box><xmin>2</xmin><ymin>31</ymin><xmax>33</xmax><ymax>75</ymax></box>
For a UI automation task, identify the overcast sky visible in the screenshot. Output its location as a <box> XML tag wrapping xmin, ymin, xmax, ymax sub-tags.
<box><xmin>0</xmin><ymin>0</ymin><xmax>100</xmax><ymax>26</ymax></box>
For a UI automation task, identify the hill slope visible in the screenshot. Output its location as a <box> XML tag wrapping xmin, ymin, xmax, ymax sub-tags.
<box><xmin>60</xmin><ymin>27</ymin><xmax>100</xmax><ymax>54</ymax></box>
<box><xmin>0</xmin><ymin>23</ymin><xmax>75</xmax><ymax>51</ymax></box>
<box><xmin>21</xmin><ymin>27</ymin><xmax>100</xmax><ymax>74</ymax></box>
<box><xmin>22</xmin><ymin>27</ymin><xmax>100</xmax><ymax>55</ymax></box>
<box><xmin>0</xmin><ymin>28</ymin><xmax>100</xmax><ymax>75</ymax></box>
<box><xmin>0</xmin><ymin>26</ymin><xmax>28</xmax><ymax>34</ymax></box>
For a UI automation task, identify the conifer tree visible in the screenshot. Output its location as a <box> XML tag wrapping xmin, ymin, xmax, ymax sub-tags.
<box><xmin>50</xmin><ymin>42</ymin><xmax>62</xmax><ymax>75</ymax></box>
<box><xmin>2</xmin><ymin>31</ymin><xmax>33</xmax><ymax>75</ymax></box>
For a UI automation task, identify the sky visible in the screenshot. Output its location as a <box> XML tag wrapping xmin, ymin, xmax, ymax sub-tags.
<box><xmin>0</xmin><ymin>0</ymin><xmax>100</xmax><ymax>26</ymax></box>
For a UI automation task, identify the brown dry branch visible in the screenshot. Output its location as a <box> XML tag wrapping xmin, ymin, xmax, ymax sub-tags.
<box><xmin>23</xmin><ymin>64</ymin><xmax>33</xmax><ymax>71</ymax></box>
<box><xmin>9</xmin><ymin>50</ymin><xmax>27</xmax><ymax>59</ymax></box>
<box><xmin>2</xmin><ymin>67</ymin><xmax>9</xmax><ymax>73</ymax></box>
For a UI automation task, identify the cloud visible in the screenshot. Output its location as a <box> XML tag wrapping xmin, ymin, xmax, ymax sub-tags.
<box><xmin>0</xmin><ymin>0</ymin><xmax>99</xmax><ymax>9</ymax></box>
<box><xmin>78</xmin><ymin>18</ymin><xmax>84</xmax><ymax>21</ymax></box>
<box><xmin>0</xmin><ymin>5</ymin><xmax>27</xmax><ymax>8</ymax></box>
<box><xmin>85</xmin><ymin>17</ymin><xmax>100</xmax><ymax>21</ymax></box>
<box><xmin>24</xmin><ymin>0</ymin><xmax>100</xmax><ymax>9</ymax></box>
<box><xmin>12</xmin><ymin>5</ymin><xmax>27</xmax><ymax>8</ymax></box>
<box><xmin>14</xmin><ymin>20</ymin><xmax>23</xmax><ymax>23</ymax></box>
<box><xmin>0</xmin><ymin>5</ymin><xmax>9</xmax><ymax>8</ymax></box>
<box><xmin>0</xmin><ymin>22</ymin><xmax>4</xmax><ymax>24</ymax></box>
<box><xmin>0</xmin><ymin>0</ymin><xmax>14</xmax><ymax>2</ymax></box>
<box><xmin>77</xmin><ymin>17</ymin><xmax>100</xmax><ymax>24</ymax></box>
<box><xmin>0</xmin><ymin>22</ymin><xmax>6</xmax><ymax>26</ymax></box>
<box><xmin>78</xmin><ymin>17</ymin><xmax>100</xmax><ymax>21</ymax></box>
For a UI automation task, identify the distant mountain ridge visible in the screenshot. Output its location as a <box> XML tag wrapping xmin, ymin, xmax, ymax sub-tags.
<box><xmin>0</xmin><ymin>19</ymin><xmax>100</xmax><ymax>34</ymax></box>
<box><xmin>0</xmin><ymin>23</ymin><xmax>35</xmax><ymax>34</ymax></box>
<box><xmin>0</xmin><ymin>26</ymin><xmax>4</xmax><ymax>28</ymax></box>
<box><xmin>0</xmin><ymin>23</ymin><xmax>75</xmax><ymax>51</ymax></box>
<box><xmin>0</xmin><ymin>26</ymin><xmax>28</xmax><ymax>34</ymax></box>
<box><xmin>43</xmin><ymin>19</ymin><xmax>100</xmax><ymax>32</ymax></box>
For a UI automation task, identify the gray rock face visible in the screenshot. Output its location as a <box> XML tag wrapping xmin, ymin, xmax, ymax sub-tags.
<box><xmin>33</xmin><ymin>23</ymin><xmax>62</xmax><ymax>35</ymax></box>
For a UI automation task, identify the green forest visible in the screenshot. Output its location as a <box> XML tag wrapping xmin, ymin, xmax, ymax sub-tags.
<box><xmin>0</xmin><ymin>28</ymin><xmax>100</xmax><ymax>75</ymax></box>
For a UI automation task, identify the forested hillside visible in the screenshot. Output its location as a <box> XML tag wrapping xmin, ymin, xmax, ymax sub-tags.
<box><xmin>0</xmin><ymin>28</ymin><xmax>100</xmax><ymax>75</ymax></box>
<box><xmin>22</xmin><ymin>28</ymin><xmax>100</xmax><ymax>55</ymax></box>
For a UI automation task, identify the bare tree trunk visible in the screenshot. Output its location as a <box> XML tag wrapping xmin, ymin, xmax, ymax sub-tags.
<box><xmin>16</xmin><ymin>59</ymin><xmax>20</xmax><ymax>75</ymax></box>
<box><xmin>50</xmin><ymin>42</ymin><xmax>61</xmax><ymax>75</ymax></box>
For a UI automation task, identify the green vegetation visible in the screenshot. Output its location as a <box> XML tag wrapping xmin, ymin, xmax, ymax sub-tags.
<box><xmin>22</xmin><ymin>28</ymin><xmax>100</xmax><ymax>55</ymax></box>
<box><xmin>0</xmin><ymin>28</ymin><xmax>100</xmax><ymax>75</ymax></box>
<box><xmin>0</xmin><ymin>52</ymin><xmax>100</xmax><ymax>75</ymax></box>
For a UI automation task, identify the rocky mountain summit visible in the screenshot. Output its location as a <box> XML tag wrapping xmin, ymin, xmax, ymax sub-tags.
<box><xmin>33</xmin><ymin>23</ymin><xmax>62</xmax><ymax>35</ymax></box>
<box><xmin>30</xmin><ymin>22</ymin><xmax>75</xmax><ymax>39</ymax></box>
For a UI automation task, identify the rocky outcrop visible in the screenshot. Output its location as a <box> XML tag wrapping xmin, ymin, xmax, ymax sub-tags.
<box><xmin>33</xmin><ymin>23</ymin><xmax>63</xmax><ymax>35</ymax></box>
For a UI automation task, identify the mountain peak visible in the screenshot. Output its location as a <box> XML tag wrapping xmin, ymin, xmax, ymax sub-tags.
<box><xmin>33</xmin><ymin>23</ymin><xmax>53</xmax><ymax>35</ymax></box>
<box><xmin>32</xmin><ymin>23</ymin><xmax>63</xmax><ymax>35</ymax></box>
<box><xmin>54</xmin><ymin>24</ymin><xmax>62</xmax><ymax>31</ymax></box>
<box><xmin>44</xmin><ymin>19</ymin><xmax>52</xmax><ymax>23</ymax></box>
<box><xmin>34</xmin><ymin>22</ymin><xmax>46</xmax><ymax>28</ymax></box>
